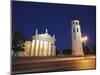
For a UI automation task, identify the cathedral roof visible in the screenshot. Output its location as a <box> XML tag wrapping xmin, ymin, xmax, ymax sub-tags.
<box><xmin>32</xmin><ymin>33</ymin><xmax>56</xmax><ymax>42</ymax></box>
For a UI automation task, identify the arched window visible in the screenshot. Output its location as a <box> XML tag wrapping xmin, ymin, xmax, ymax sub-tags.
<box><xmin>76</xmin><ymin>22</ymin><xmax>77</xmax><ymax>25</ymax></box>
<box><xmin>73</xmin><ymin>28</ymin><xmax>75</xmax><ymax>32</ymax></box>
<box><xmin>77</xmin><ymin>28</ymin><xmax>78</xmax><ymax>32</ymax></box>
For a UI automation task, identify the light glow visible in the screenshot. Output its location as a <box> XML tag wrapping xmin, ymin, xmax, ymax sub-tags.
<box><xmin>35</xmin><ymin>40</ymin><xmax>39</xmax><ymax>56</ymax></box>
<box><xmin>31</xmin><ymin>40</ymin><xmax>35</xmax><ymax>56</ymax></box>
<box><xmin>81</xmin><ymin>36</ymin><xmax>88</xmax><ymax>42</ymax></box>
<box><xmin>43</xmin><ymin>41</ymin><xmax>48</xmax><ymax>56</ymax></box>
<box><xmin>48</xmin><ymin>42</ymin><xmax>51</xmax><ymax>56</ymax></box>
<box><xmin>39</xmin><ymin>40</ymin><xmax>43</xmax><ymax>56</ymax></box>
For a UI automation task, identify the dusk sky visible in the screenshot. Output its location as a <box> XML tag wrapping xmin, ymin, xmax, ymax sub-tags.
<box><xmin>12</xmin><ymin>1</ymin><xmax>96</xmax><ymax>51</ymax></box>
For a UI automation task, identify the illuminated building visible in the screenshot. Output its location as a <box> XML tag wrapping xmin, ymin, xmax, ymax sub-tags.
<box><xmin>71</xmin><ymin>19</ymin><xmax>84</xmax><ymax>56</ymax></box>
<box><xmin>19</xmin><ymin>29</ymin><xmax>56</xmax><ymax>56</ymax></box>
<box><xmin>30</xmin><ymin>29</ymin><xmax>56</xmax><ymax>56</ymax></box>
<box><xmin>18</xmin><ymin>41</ymin><xmax>31</xmax><ymax>56</ymax></box>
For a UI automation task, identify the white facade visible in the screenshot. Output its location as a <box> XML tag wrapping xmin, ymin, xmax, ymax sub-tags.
<box><xmin>19</xmin><ymin>29</ymin><xmax>56</xmax><ymax>57</ymax></box>
<box><xmin>30</xmin><ymin>29</ymin><xmax>56</xmax><ymax>56</ymax></box>
<box><xmin>71</xmin><ymin>20</ymin><xmax>84</xmax><ymax>56</ymax></box>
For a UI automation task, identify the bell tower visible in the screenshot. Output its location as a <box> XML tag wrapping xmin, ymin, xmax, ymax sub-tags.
<box><xmin>71</xmin><ymin>19</ymin><xmax>84</xmax><ymax>56</ymax></box>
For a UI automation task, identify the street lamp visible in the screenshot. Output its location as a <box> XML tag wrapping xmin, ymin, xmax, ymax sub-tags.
<box><xmin>81</xmin><ymin>36</ymin><xmax>88</xmax><ymax>43</ymax></box>
<box><xmin>81</xmin><ymin>36</ymin><xmax>88</xmax><ymax>54</ymax></box>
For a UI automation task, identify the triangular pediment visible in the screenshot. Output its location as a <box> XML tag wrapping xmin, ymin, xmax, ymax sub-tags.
<box><xmin>32</xmin><ymin>33</ymin><xmax>56</xmax><ymax>42</ymax></box>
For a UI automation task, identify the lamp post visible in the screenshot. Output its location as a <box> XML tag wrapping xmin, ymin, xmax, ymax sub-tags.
<box><xmin>81</xmin><ymin>36</ymin><xmax>88</xmax><ymax>54</ymax></box>
<box><xmin>81</xmin><ymin>36</ymin><xmax>88</xmax><ymax>44</ymax></box>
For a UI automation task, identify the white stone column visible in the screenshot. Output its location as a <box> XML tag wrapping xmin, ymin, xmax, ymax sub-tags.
<box><xmin>48</xmin><ymin>42</ymin><xmax>51</xmax><ymax>56</ymax></box>
<box><xmin>32</xmin><ymin>39</ymin><xmax>36</xmax><ymax>56</ymax></box>
<box><xmin>34</xmin><ymin>40</ymin><xmax>36</xmax><ymax>56</ymax></box>
<box><xmin>46</xmin><ymin>42</ymin><xmax>48</xmax><ymax>56</ymax></box>
<box><xmin>43</xmin><ymin>41</ymin><xmax>48</xmax><ymax>56</ymax></box>
<box><xmin>42</xmin><ymin>41</ymin><xmax>44</xmax><ymax>56</ymax></box>
<box><xmin>52</xmin><ymin>43</ymin><xmax>55</xmax><ymax>56</ymax></box>
<box><xmin>47</xmin><ymin>41</ymin><xmax>49</xmax><ymax>56</ymax></box>
<box><xmin>52</xmin><ymin>43</ymin><xmax>54</xmax><ymax>56</ymax></box>
<box><xmin>53</xmin><ymin>45</ymin><xmax>56</xmax><ymax>56</ymax></box>
<box><xmin>51</xmin><ymin>43</ymin><xmax>53</xmax><ymax>56</ymax></box>
<box><xmin>31</xmin><ymin>40</ymin><xmax>36</xmax><ymax>56</ymax></box>
<box><xmin>50</xmin><ymin>43</ymin><xmax>52</xmax><ymax>56</ymax></box>
<box><xmin>35</xmin><ymin>40</ymin><xmax>39</xmax><ymax>56</ymax></box>
<box><xmin>39</xmin><ymin>40</ymin><xmax>43</xmax><ymax>56</ymax></box>
<box><xmin>38</xmin><ymin>40</ymin><xmax>40</xmax><ymax>56</ymax></box>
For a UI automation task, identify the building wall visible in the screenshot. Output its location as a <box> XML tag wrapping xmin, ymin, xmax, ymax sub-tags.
<box><xmin>17</xmin><ymin>34</ymin><xmax>56</xmax><ymax>57</ymax></box>
<box><xmin>31</xmin><ymin>38</ymin><xmax>56</xmax><ymax>56</ymax></box>
<box><xmin>18</xmin><ymin>41</ymin><xmax>31</xmax><ymax>57</ymax></box>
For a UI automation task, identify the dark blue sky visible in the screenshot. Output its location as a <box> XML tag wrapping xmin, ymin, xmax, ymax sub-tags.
<box><xmin>12</xmin><ymin>1</ymin><xmax>96</xmax><ymax>50</ymax></box>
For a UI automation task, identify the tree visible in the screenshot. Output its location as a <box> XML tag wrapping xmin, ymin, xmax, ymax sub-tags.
<box><xmin>12</xmin><ymin>30</ymin><xmax>26</xmax><ymax>56</ymax></box>
<box><xmin>92</xmin><ymin>45</ymin><xmax>96</xmax><ymax>55</ymax></box>
<box><xmin>56</xmin><ymin>49</ymin><xmax>60</xmax><ymax>56</ymax></box>
<box><xmin>82</xmin><ymin>42</ymin><xmax>91</xmax><ymax>55</ymax></box>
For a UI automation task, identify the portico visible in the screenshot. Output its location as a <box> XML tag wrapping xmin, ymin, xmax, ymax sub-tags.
<box><xmin>30</xmin><ymin>29</ymin><xmax>56</xmax><ymax>56</ymax></box>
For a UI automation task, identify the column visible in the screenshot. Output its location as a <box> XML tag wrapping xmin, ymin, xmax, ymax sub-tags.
<box><xmin>53</xmin><ymin>44</ymin><xmax>56</xmax><ymax>56</ymax></box>
<box><xmin>48</xmin><ymin>42</ymin><xmax>51</xmax><ymax>56</ymax></box>
<box><xmin>33</xmin><ymin>40</ymin><xmax>36</xmax><ymax>56</ymax></box>
<box><xmin>53</xmin><ymin>45</ymin><xmax>56</xmax><ymax>56</ymax></box>
<box><xmin>38</xmin><ymin>40</ymin><xmax>40</xmax><ymax>56</ymax></box>
<box><xmin>43</xmin><ymin>41</ymin><xmax>48</xmax><ymax>56</ymax></box>
<box><xmin>52</xmin><ymin>43</ymin><xmax>55</xmax><ymax>56</ymax></box>
<box><xmin>35</xmin><ymin>40</ymin><xmax>39</xmax><ymax>56</ymax></box>
<box><xmin>39</xmin><ymin>40</ymin><xmax>43</xmax><ymax>56</ymax></box>
<box><xmin>42</xmin><ymin>41</ymin><xmax>44</xmax><ymax>56</ymax></box>
<box><xmin>47</xmin><ymin>41</ymin><xmax>49</xmax><ymax>56</ymax></box>
<box><xmin>31</xmin><ymin>40</ymin><xmax>35</xmax><ymax>56</ymax></box>
<box><xmin>46</xmin><ymin>42</ymin><xmax>48</xmax><ymax>56</ymax></box>
<box><xmin>51</xmin><ymin>43</ymin><xmax>53</xmax><ymax>56</ymax></box>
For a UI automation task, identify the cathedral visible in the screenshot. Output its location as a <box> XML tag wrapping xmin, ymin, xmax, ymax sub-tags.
<box><xmin>18</xmin><ymin>29</ymin><xmax>56</xmax><ymax>56</ymax></box>
<box><xmin>17</xmin><ymin>19</ymin><xmax>84</xmax><ymax>57</ymax></box>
